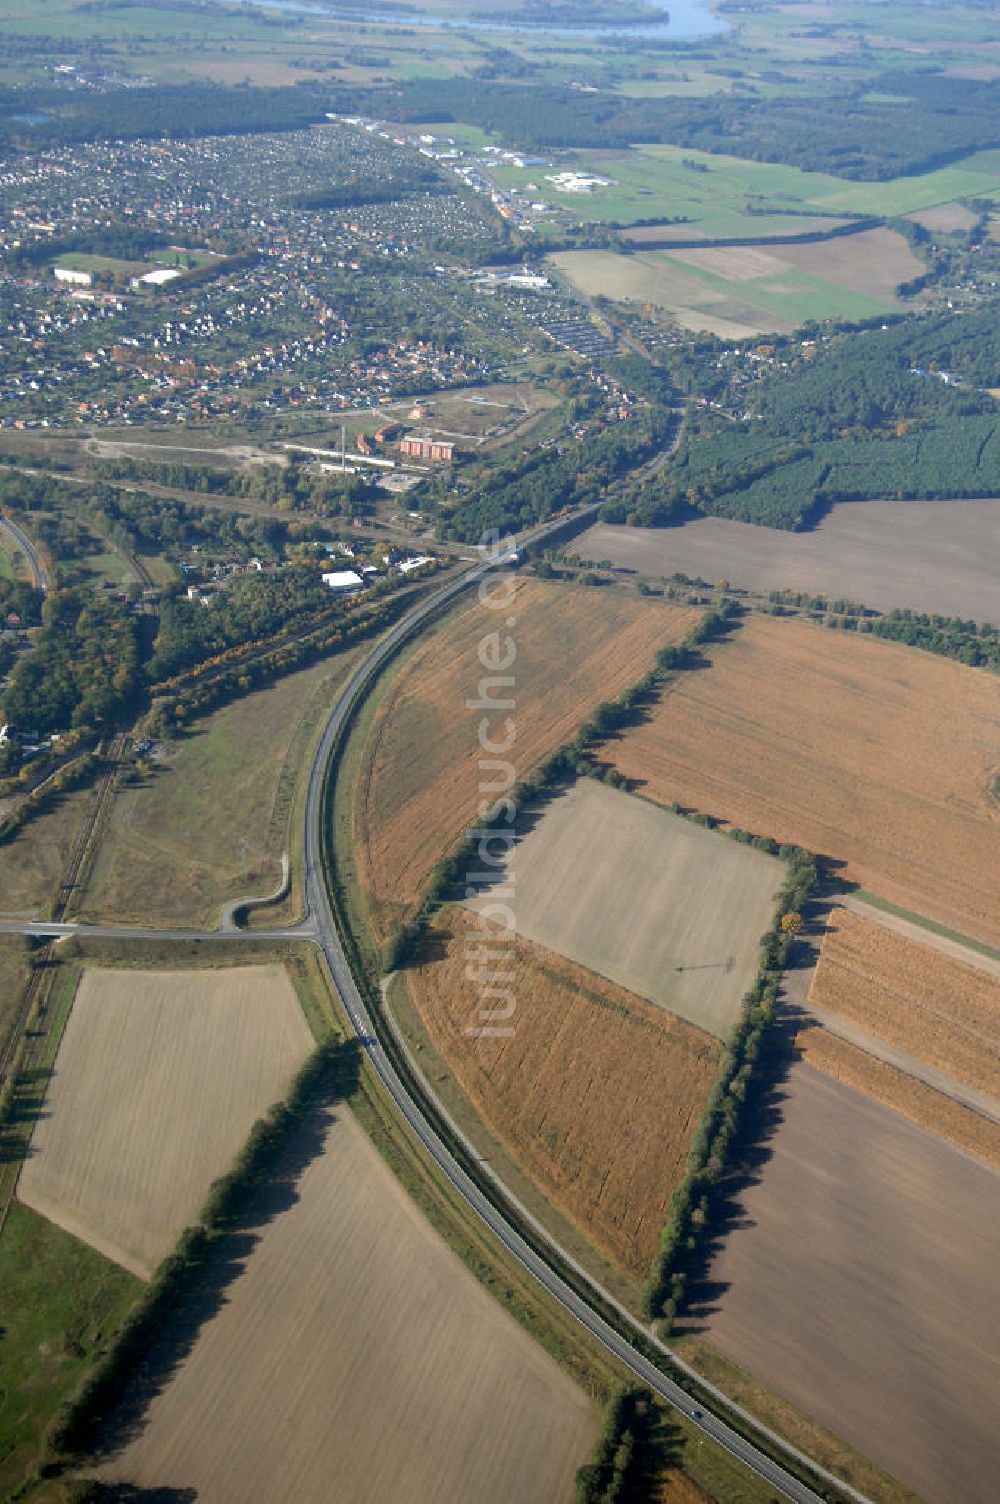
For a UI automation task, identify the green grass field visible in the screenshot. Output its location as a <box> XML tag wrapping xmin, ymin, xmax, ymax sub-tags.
<box><xmin>490</xmin><ymin>140</ymin><xmax>1000</xmax><ymax>236</ymax></box>
<box><xmin>0</xmin><ymin>1204</ymin><xmax>141</xmax><ymax>1495</ymax></box>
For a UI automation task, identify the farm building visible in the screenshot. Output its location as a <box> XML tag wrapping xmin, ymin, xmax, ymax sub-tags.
<box><xmin>54</xmin><ymin>266</ymin><xmax>93</xmax><ymax>286</ymax></box>
<box><xmin>322</xmin><ymin>569</ymin><xmax>364</xmax><ymax>593</ymax></box>
<box><xmin>400</xmin><ymin>435</ymin><xmax>455</xmax><ymax>462</ymax></box>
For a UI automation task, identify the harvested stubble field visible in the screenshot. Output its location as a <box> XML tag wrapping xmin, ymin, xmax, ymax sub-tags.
<box><xmin>356</xmin><ymin>578</ymin><xmax>700</xmax><ymax>938</ymax></box>
<box><xmin>467</xmin><ymin>779</ymin><xmax>782</xmax><ymax>1038</ymax></box>
<box><xmin>406</xmin><ymin>907</ymin><xmax>722</xmax><ymax>1276</ymax></box>
<box><xmin>98</xmin><ymin>1104</ymin><xmax>596</xmax><ymax>1504</ymax></box>
<box><xmin>809</xmin><ymin>907</ymin><xmax>1000</xmax><ymax>1099</ymax></box>
<box><xmin>81</xmin><ymin>652</ymin><xmax>360</xmax><ymax>929</ymax></box>
<box><xmin>698</xmin><ymin>1061</ymin><xmax>1000</xmax><ymax>1504</ymax></box>
<box><xmin>578</xmin><ymin>498</ymin><xmax>1000</xmax><ymax>623</ymax></box>
<box><xmin>18</xmin><ymin>965</ymin><xmax>313</xmax><ymax>1277</ymax></box>
<box><xmin>795</xmin><ymin>1026</ymin><xmax>1000</xmax><ymax>1169</ymax></box>
<box><xmin>611</xmin><ymin>615</ymin><xmax>1000</xmax><ymax>947</ymax></box>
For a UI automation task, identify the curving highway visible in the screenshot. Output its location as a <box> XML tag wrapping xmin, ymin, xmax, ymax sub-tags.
<box><xmin>300</xmin><ymin>509</ymin><xmax>868</xmax><ymax>1504</ymax></box>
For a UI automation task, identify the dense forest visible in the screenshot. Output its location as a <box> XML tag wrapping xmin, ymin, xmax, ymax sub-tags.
<box><xmin>3</xmin><ymin>588</ymin><xmax>141</xmax><ymax>734</ymax></box>
<box><xmin>4</xmin><ymin>68</ymin><xmax>1000</xmax><ymax>179</ymax></box>
<box><xmin>611</xmin><ymin>312</ymin><xmax>1000</xmax><ymax>529</ymax></box>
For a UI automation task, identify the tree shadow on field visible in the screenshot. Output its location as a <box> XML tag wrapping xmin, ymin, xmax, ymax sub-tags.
<box><xmin>674</xmin><ymin>1002</ymin><xmax>807</xmax><ymax>1336</ymax></box>
<box><xmin>92</xmin><ymin>1043</ymin><xmax>361</xmax><ymax>1462</ymax></box>
<box><xmin>80</xmin><ymin>1484</ymin><xmax>198</xmax><ymax>1502</ymax></box>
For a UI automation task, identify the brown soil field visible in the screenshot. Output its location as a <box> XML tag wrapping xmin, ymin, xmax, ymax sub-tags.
<box><xmin>579</xmin><ymin>497</ymin><xmax>1000</xmax><ymax>622</ymax></box>
<box><xmin>907</xmin><ymin>202</ymin><xmax>979</xmax><ymax>233</ymax></box>
<box><xmin>357</xmin><ymin>578</ymin><xmax>699</xmax><ymax>938</ymax></box>
<box><xmin>611</xmin><ymin>614</ymin><xmax>1000</xmax><ymax>947</ymax></box>
<box><xmin>809</xmin><ymin>908</ymin><xmax>1000</xmax><ymax>1098</ymax></box>
<box><xmin>466</xmin><ymin>780</ymin><xmax>782</xmax><ymax>1038</ymax></box>
<box><xmin>769</xmin><ymin>227</ymin><xmax>925</xmax><ymax>297</ymax></box>
<box><xmin>698</xmin><ymin>1061</ymin><xmax>1000</xmax><ymax>1504</ymax></box>
<box><xmin>18</xmin><ymin>965</ymin><xmax>313</xmax><ymax>1277</ymax></box>
<box><xmin>795</xmin><ymin>1026</ymin><xmax>1000</xmax><ymax>1169</ymax></box>
<box><xmin>82</xmin><ymin>652</ymin><xmax>359</xmax><ymax>929</ymax></box>
<box><xmin>98</xmin><ymin>1104</ymin><xmax>597</xmax><ymax>1504</ymax></box>
<box><xmin>406</xmin><ymin>907</ymin><xmax>722</xmax><ymax>1275</ymax></box>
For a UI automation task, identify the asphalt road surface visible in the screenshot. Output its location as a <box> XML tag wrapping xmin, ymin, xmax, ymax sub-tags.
<box><xmin>299</xmin><ymin>510</ymin><xmax>865</xmax><ymax>1504</ymax></box>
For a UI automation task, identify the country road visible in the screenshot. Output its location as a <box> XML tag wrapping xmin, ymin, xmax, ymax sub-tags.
<box><xmin>298</xmin><ymin>506</ymin><xmax>865</xmax><ymax>1504</ymax></box>
<box><xmin>0</xmin><ymin>509</ymin><xmax>51</xmax><ymax>591</ymax></box>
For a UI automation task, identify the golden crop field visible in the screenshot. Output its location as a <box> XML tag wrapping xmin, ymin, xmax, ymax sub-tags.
<box><xmin>611</xmin><ymin>615</ymin><xmax>1000</xmax><ymax>946</ymax></box>
<box><xmin>357</xmin><ymin>578</ymin><xmax>700</xmax><ymax>938</ymax></box>
<box><xmin>795</xmin><ymin>1027</ymin><xmax>1000</xmax><ymax>1170</ymax></box>
<box><xmin>808</xmin><ymin>908</ymin><xmax>1000</xmax><ymax>1098</ymax></box>
<box><xmin>98</xmin><ymin>1105</ymin><xmax>597</xmax><ymax>1504</ymax></box>
<box><xmin>18</xmin><ymin>965</ymin><xmax>313</xmax><ymax>1276</ymax></box>
<box><xmin>406</xmin><ymin>907</ymin><xmax>722</xmax><ymax>1276</ymax></box>
<box><xmin>466</xmin><ymin>780</ymin><xmax>783</xmax><ymax>1038</ymax></box>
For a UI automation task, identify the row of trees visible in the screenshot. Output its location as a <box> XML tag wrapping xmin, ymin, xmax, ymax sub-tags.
<box><xmin>575</xmin><ymin>1387</ymin><xmax>663</xmax><ymax>1504</ymax></box>
<box><xmin>644</xmin><ymin>846</ymin><xmax>819</xmax><ymax>1325</ymax></box>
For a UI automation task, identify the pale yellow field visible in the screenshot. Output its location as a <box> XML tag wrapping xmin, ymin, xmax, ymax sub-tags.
<box><xmin>98</xmin><ymin>1105</ymin><xmax>597</xmax><ymax>1504</ymax></box>
<box><xmin>808</xmin><ymin>908</ymin><xmax>1000</xmax><ymax>1098</ymax></box>
<box><xmin>18</xmin><ymin>966</ymin><xmax>313</xmax><ymax>1277</ymax></box>
<box><xmin>467</xmin><ymin>780</ymin><xmax>783</xmax><ymax>1038</ymax></box>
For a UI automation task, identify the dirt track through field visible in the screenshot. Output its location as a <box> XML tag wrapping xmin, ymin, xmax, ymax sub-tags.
<box><xmin>467</xmin><ymin>780</ymin><xmax>783</xmax><ymax>1038</ymax></box>
<box><xmin>18</xmin><ymin>966</ymin><xmax>312</xmax><ymax>1276</ymax></box>
<box><xmin>97</xmin><ymin>1105</ymin><xmax>596</xmax><ymax>1504</ymax></box>
<box><xmin>698</xmin><ymin>1062</ymin><xmax>1000</xmax><ymax>1504</ymax></box>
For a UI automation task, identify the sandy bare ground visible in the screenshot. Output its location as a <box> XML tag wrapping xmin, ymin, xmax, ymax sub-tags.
<box><xmin>611</xmin><ymin>615</ymin><xmax>1000</xmax><ymax>948</ymax></box>
<box><xmin>97</xmin><ymin>1106</ymin><xmax>596</xmax><ymax>1504</ymax></box>
<box><xmin>697</xmin><ymin>1062</ymin><xmax>1000</xmax><ymax>1504</ymax></box>
<box><xmin>579</xmin><ymin>497</ymin><xmax>1000</xmax><ymax>622</ymax></box>
<box><xmin>18</xmin><ymin>966</ymin><xmax>313</xmax><ymax>1277</ymax></box>
<box><xmin>467</xmin><ymin>781</ymin><xmax>783</xmax><ymax>1039</ymax></box>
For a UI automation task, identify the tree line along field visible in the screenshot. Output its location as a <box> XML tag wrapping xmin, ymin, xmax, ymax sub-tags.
<box><xmin>18</xmin><ymin>964</ymin><xmax>314</xmax><ymax>1277</ymax></box>
<box><xmin>577</xmin><ymin>497</ymin><xmax>1000</xmax><ymax>624</ymax></box>
<box><xmin>404</xmin><ymin>907</ymin><xmax>722</xmax><ymax>1279</ymax></box>
<box><xmin>808</xmin><ymin>907</ymin><xmax>1000</xmax><ymax>1101</ymax></box>
<box><xmin>466</xmin><ymin>780</ymin><xmax>784</xmax><ymax>1039</ymax></box>
<box><xmin>354</xmin><ymin>578</ymin><xmax>701</xmax><ymax>940</ymax></box>
<box><xmin>694</xmin><ymin>1059</ymin><xmax>1000</xmax><ymax>1504</ymax></box>
<box><xmin>96</xmin><ymin>1103</ymin><xmax>598</xmax><ymax>1504</ymax></box>
<box><xmin>609</xmin><ymin>614</ymin><xmax>1000</xmax><ymax>948</ymax></box>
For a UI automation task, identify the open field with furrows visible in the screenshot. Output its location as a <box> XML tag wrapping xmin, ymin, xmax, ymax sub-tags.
<box><xmin>80</xmin><ymin>651</ymin><xmax>360</xmax><ymax>928</ymax></box>
<box><xmin>18</xmin><ymin>965</ymin><xmax>313</xmax><ymax>1277</ymax></box>
<box><xmin>468</xmin><ymin>780</ymin><xmax>782</xmax><ymax>1038</ymax></box>
<box><xmin>795</xmin><ymin>1026</ymin><xmax>1000</xmax><ymax>1169</ymax></box>
<box><xmin>578</xmin><ymin>497</ymin><xmax>1000</xmax><ymax>622</ymax></box>
<box><xmin>406</xmin><ymin>907</ymin><xmax>722</xmax><ymax>1276</ymax></box>
<box><xmin>696</xmin><ymin>1061</ymin><xmax>1000</xmax><ymax>1504</ymax></box>
<box><xmin>356</xmin><ymin>579</ymin><xmax>701</xmax><ymax>939</ymax></box>
<box><xmin>97</xmin><ymin>1103</ymin><xmax>597</xmax><ymax>1504</ymax></box>
<box><xmin>611</xmin><ymin>615</ymin><xmax>1000</xmax><ymax>947</ymax></box>
<box><xmin>809</xmin><ymin>907</ymin><xmax>1000</xmax><ymax>1099</ymax></box>
<box><xmin>551</xmin><ymin>227</ymin><xmax>923</xmax><ymax>338</ymax></box>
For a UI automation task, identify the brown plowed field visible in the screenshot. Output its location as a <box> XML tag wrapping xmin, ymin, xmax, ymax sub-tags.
<box><xmin>98</xmin><ymin>1105</ymin><xmax>597</xmax><ymax>1504</ymax></box>
<box><xmin>795</xmin><ymin>1026</ymin><xmax>1000</xmax><ymax>1169</ymax></box>
<box><xmin>357</xmin><ymin>578</ymin><xmax>699</xmax><ymax>937</ymax></box>
<box><xmin>18</xmin><ymin>965</ymin><xmax>313</xmax><ymax>1277</ymax></box>
<box><xmin>611</xmin><ymin>614</ymin><xmax>1000</xmax><ymax>946</ymax></box>
<box><xmin>700</xmin><ymin>1061</ymin><xmax>1000</xmax><ymax>1504</ymax></box>
<box><xmin>809</xmin><ymin>908</ymin><xmax>1000</xmax><ymax>1098</ymax></box>
<box><xmin>407</xmin><ymin>908</ymin><xmax>721</xmax><ymax>1275</ymax></box>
